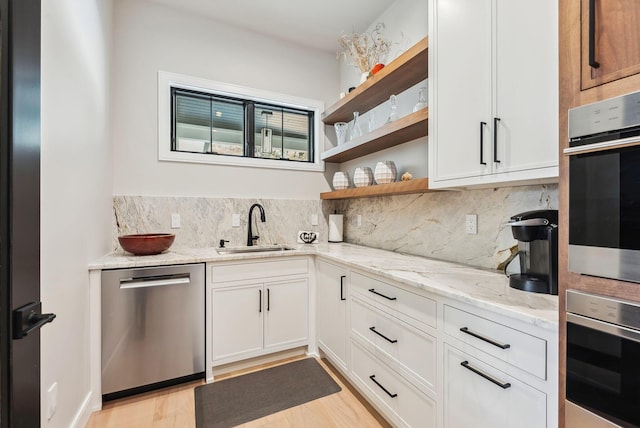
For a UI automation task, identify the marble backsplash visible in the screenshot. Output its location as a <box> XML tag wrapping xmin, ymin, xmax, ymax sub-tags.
<box><xmin>112</xmin><ymin>196</ymin><xmax>326</xmax><ymax>251</ymax></box>
<box><xmin>325</xmin><ymin>184</ymin><xmax>558</xmax><ymax>270</ymax></box>
<box><xmin>112</xmin><ymin>184</ymin><xmax>557</xmax><ymax>271</ymax></box>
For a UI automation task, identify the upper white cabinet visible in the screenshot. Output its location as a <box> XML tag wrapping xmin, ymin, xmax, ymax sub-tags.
<box><xmin>428</xmin><ymin>0</ymin><xmax>559</xmax><ymax>189</ymax></box>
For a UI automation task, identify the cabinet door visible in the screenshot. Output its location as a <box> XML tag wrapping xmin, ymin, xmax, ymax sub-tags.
<box><xmin>264</xmin><ymin>279</ymin><xmax>308</xmax><ymax>349</ymax></box>
<box><xmin>494</xmin><ymin>0</ymin><xmax>558</xmax><ymax>175</ymax></box>
<box><xmin>430</xmin><ymin>0</ymin><xmax>492</xmax><ymax>182</ymax></box>
<box><xmin>316</xmin><ymin>260</ymin><xmax>349</xmax><ymax>370</ymax></box>
<box><xmin>443</xmin><ymin>344</ymin><xmax>546</xmax><ymax>428</ymax></box>
<box><xmin>580</xmin><ymin>0</ymin><xmax>640</xmax><ymax>90</ymax></box>
<box><xmin>212</xmin><ymin>284</ymin><xmax>263</xmax><ymax>361</ymax></box>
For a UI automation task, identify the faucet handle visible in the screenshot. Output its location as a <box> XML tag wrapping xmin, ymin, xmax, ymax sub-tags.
<box><xmin>219</xmin><ymin>239</ymin><xmax>230</xmax><ymax>248</ymax></box>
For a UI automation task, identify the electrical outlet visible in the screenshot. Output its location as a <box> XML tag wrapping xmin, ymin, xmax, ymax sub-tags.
<box><xmin>311</xmin><ymin>214</ymin><xmax>319</xmax><ymax>226</ymax></box>
<box><xmin>232</xmin><ymin>214</ymin><xmax>240</xmax><ymax>228</ymax></box>
<box><xmin>170</xmin><ymin>213</ymin><xmax>181</xmax><ymax>229</ymax></box>
<box><xmin>356</xmin><ymin>214</ymin><xmax>362</xmax><ymax>227</ymax></box>
<box><xmin>47</xmin><ymin>382</ymin><xmax>58</xmax><ymax>420</ymax></box>
<box><xmin>465</xmin><ymin>214</ymin><xmax>478</xmax><ymax>235</ymax></box>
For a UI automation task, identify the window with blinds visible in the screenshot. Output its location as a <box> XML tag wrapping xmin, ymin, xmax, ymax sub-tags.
<box><xmin>171</xmin><ymin>88</ymin><xmax>314</xmax><ymax>163</ymax></box>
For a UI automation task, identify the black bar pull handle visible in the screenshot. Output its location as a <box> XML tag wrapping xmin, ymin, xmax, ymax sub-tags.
<box><xmin>340</xmin><ymin>275</ymin><xmax>346</xmax><ymax>301</ymax></box>
<box><xmin>368</xmin><ymin>288</ymin><xmax>397</xmax><ymax>301</ymax></box>
<box><xmin>493</xmin><ymin>117</ymin><xmax>501</xmax><ymax>163</ymax></box>
<box><xmin>480</xmin><ymin>121</ymin><xmax>487</xmax><ymax>165</ymax></box>
<box><xmin>369</xmin><ymin>375</ymin><xmax>398</xmax><ymax>398</ymax></box>
<box><xmin>461</xmin><ymin>361</ymin><xmax>511</xmax><ymax>389</ymax></box>
<box><xmin>369</xmin><ymin>326</ymin><xmax>398</xmax><ymax>344</ymax></box>
<box><xmin>259</xmin><ymin>289</ymin><xmax>262</xmax><ymax>313</ymax></box>
<box><xmin>460</xmin><ymin>327</ymin><xmax>510</xmax><ymax>349</ymax></box>
<box><xmin>589</xmin><ymin>0</ymin><xmax>600</xmax><ymax>68</ymax></box>
<box><xmin>267</xmin><ymin>288</ymin><xmax>270</xmax><ymax>311</ymax></box>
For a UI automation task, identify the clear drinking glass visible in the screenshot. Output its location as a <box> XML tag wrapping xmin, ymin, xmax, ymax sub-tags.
<box><xmin>413</xmin><ymin>86</ymin><xmax>427</xmax><ymax>112</ymax></box>
<box><xmin>350</xmin><ymin>111</ymin><xmax>363</xmax><ymax>140</ymax></box>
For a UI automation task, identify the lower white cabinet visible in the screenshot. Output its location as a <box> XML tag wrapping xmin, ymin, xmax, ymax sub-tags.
<box><xmin>351</xmin><ymin>340</ymin><xmax>437</xmax><ymax>428</ymax></box>
<box><xmin>315</xmin><ymin>259</ymin><xmax>557</xmax><ymax>428</ymax></box>
<box><xmin>264</xmin><ymin>279</ymin><xmax>308</xmax><ymax>349</ymax></box>
<box><xmin>212</xmin><ymin>284</ymin><xmax>263</xmax><ymax>361</ymax></box>
<box><xmin>209</xmin><ymin>258</ymin><xmax>309</xmax><ymax>367</ymax></box>
<box><xmin>316</xmin><ymin>259</ymin><xmax>349</xmax><ymax>371</ymax></box>
<box><xmin>443</xmin><ymin>344</ymin><xmax>546</xmax><ymax>428</ymax></box>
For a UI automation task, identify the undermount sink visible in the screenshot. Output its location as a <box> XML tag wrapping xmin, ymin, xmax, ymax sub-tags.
<box><xmin>216</xmin><ymin>245</ymin><xmax>295</xmax><ymax>255</ymax></box>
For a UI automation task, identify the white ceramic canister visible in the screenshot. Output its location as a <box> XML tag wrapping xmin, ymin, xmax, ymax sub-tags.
<box><xmin>332</xmin><ymin>171</ymin><xmax>350</xmax><ymax>190</ymax></box>
<box><xmin>353</xmin><ymin>167</ymin><xmax>374</xmax><ymax>187</ymax></box>
<box><xmin>374</xmin><ymin>161</ymin><xmax>397</xmax><ymax>184</ymax></box>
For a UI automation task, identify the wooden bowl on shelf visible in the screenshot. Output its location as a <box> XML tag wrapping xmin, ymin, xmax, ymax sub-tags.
<box><xmin>118</xmin><ymin>233</ymin><xmax>175</xmax><ymax>255</ymax></box>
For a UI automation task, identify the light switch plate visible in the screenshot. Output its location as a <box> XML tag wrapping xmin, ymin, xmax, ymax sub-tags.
<box><xmin>311</xmin><ymin>214</ymin><xmax>319</xmax><ymax>226</ymax></box>
<box><xmin>465</xmin><ymin>214</ymin><xmax>478</xmax><ymax>234</ymax></box>
<box><xmin>357</xmin><ymin>214</ymin><xmax>362</xmax><ymax>227</ymax></box>
<box><xmin>232</xmin><ymin>214</ymin><xmax>240</xmax><ymax>227</ymax></box>
<box><xmin>47</xmin><ymin>382</ymin><xmax>57</xmax><ymax>420</ymax></box>
<box><xmin>171</xmin><ymin>213</ymin><xmax>181</xmax><ymax>229</ymax></box>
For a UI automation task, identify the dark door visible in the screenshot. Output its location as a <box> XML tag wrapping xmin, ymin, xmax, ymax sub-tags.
<box><xmin>1</xmin><ymin>0</ymin><xmax>55</xmax><ymax>426</ymax></box>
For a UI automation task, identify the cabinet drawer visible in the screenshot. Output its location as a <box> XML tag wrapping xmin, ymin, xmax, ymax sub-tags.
<box><xmin>210</xmin><ymin>258</ymin><xmax>308</xmax><ymax>285</ymax></box>
<box><xmin>351</xmin><ymin>340</ymin><xmax>436</xmax><ymax>428</ymax></box>
<box><xmin>351</xmin><ymin>272</ymin><xmax>436</xmax><ymax>331</ymax></box>
<box><xmin>444</xmin><ymin>344</ymin><xmax>546</xmax><ymax>428</ymax></box>
<box><xmin>443</xmin><ymin>305</ymin><xmax>546</xmax><ymax>379</ymax></box>
<box><xmin>351</xmin><ymin>297</ymin><xmax>436</xmax><ymax>393</ymax></box>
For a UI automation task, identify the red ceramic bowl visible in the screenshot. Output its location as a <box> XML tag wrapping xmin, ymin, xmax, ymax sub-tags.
<box><xmin>118</xmin><ymin>233</ymin><xmax>175</xmax><ymax>255</ymax></box>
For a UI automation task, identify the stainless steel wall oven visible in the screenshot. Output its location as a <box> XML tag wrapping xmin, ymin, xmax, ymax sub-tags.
<box><xmin>566</xmin><ymin>290</ymin><xmax>640</xmax><ymax>427</ymax></box>
<box><xmin>566</xmin><ymin>90</ymin><xmax>640</xmax><ymax>284</ymax></box>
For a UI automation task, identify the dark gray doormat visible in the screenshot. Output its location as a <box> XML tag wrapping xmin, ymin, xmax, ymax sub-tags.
<box><xmin>194</xmin><ymin>358</ymin><xmax>342</xmax><ymax>427</ymax></box>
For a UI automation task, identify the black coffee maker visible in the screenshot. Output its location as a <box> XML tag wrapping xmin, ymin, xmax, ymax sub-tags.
<box><xmin>506</xmin><ymin>209</ymin><xmax>558</xmax><ymax>295</ymax></box>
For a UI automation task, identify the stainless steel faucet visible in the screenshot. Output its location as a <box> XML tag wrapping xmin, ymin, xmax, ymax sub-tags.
<box><xmin>247</xmin><ymin>203</ymin><xmax>266</xmax><ymax>246</ymax></box>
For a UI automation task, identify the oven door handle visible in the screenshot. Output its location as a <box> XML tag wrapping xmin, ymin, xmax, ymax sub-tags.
<box><xmin>567</xmin><ymin>312</ymin><xmax>640</xmax><ymax>344</ymax></box>
<box><xmin>563</xmin><ymin>135</ymin><xmax>640</xmax><ymax>156</ymax></box>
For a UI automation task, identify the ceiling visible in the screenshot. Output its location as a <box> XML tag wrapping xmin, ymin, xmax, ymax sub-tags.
<box><xmin>145</xmin><ymin>0</ymin><xmax>397</xmax><ymax>52</ymax></box>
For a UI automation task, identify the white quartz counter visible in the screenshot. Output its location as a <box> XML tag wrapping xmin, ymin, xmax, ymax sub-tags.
<box><xmin>89</xmin><ymin>243</ymin><xmax>558</xmax><ymax>331</ymax></box>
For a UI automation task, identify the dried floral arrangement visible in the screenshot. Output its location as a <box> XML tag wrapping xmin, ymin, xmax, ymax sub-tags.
<box><xmin>337</xmin><ymin>22</ymin><xmax>393</xmax><ymax>73</ymax></box>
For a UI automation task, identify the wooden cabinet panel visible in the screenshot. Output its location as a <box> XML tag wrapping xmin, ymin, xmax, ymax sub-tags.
<box><xmin>580</xmin><ymin>0</ymin><xmax>640</xmax><ymax>90</ymax></box>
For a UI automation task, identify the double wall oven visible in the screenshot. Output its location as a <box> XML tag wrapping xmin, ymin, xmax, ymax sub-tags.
<box><xmin>566</xmin><ymin>91</ymin><xmax>640</xmax><ymax>427</ymax></box>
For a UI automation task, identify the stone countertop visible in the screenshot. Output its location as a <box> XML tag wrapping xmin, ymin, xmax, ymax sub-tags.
<box><xmin>89</xmin><ymin>243</ymin><xmax>558</xmax><ymax>331</ymax></box>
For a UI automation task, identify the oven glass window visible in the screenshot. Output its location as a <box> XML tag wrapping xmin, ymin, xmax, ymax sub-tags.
<box><xmin>569</xmin><ymin>145</ymin><xmax>640</xmax><ymax>250</ymax></box>
<box><xmin>566</xmin><ymin>321</ymin><xmax>640</xmax><ymax>426</ymax></box>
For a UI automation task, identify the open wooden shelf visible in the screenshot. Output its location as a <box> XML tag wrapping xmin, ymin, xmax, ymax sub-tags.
<box><xmin>320</xmin><ymin>177</ymin><xmax>436</xmax><ymax>200</ymax></box>
<box><xmin>322</xmin><ymin>37</ymin><xmax>428</xmax><ymax>125</ymax></box>
<box><xmin>321</xmin><ymin>108</ymin><xmax>428</xmax><ymax>163</ymax></box>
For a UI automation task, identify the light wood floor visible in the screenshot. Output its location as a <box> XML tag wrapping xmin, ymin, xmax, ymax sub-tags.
<box><xmin>87</xmin><ymin>356</ymin><xmax>391</xmax><ymax>428</ymax></box>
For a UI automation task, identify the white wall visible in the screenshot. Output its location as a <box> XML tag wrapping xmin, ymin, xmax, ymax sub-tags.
<box><xmin>41</xmin><ymin>0</ymin><xmax>113</xmax><ymax>426</ymax></box>
<box><xmin>111</xmin><ymin>0</ymin><xmax>341</xmax><ymax>199</ymax></box>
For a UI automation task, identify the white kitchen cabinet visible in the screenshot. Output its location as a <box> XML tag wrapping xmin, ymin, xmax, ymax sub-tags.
<box><xmin>208</xmin><ymin>258</ymin><xmax>309</xmax><ymax>367</ymax></box>
<box><xmin>428</xmin><ymin>0</ymin><xmax>558</xmax><ymax>188</ymax></box>
<box><xmin>351</xmin><ymin>340</ymin><xmax>437</xmax><ymax>428</ymax></box>
<box><xmin>351</xmin><ymin>296</ymin><xmax>437</xmax><ymax>395</ymax></box>
<box><xmin>264</xmin><ymin>279</ymin><xmax>308</xmax><ymax>349</ymax></box>
<box><xmin>443</xmin><ymin>344</ymin><xmax>546</xmax><ymax>428</ymax></box>
<box><xmin>212</xmin><ymin>284</ymin><xmax>263</xmax><ymax>361</ymax></box>
<box><xmin>316</xmin><ymin>259</ymin><xmax>349</xmax><ymax>371</ymax></box>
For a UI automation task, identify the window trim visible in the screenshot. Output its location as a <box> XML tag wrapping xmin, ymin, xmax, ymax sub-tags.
<box><xmin>158</xmin><ymin>71</ymin><xmax>325</xmax><ymax>172</ymax></box>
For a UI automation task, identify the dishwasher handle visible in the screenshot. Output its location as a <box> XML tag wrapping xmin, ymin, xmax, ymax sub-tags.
<box><xmin>119</xmin><ymin>273</ymin><xmax>191</xmax><ymax>289</ymax></box>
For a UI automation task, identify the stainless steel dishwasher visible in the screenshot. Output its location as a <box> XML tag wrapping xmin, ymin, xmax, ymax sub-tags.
<box><xmin>101</xmin><ymin>263</ymin><xmax>205</xmax><ymax>400</ymax></box>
